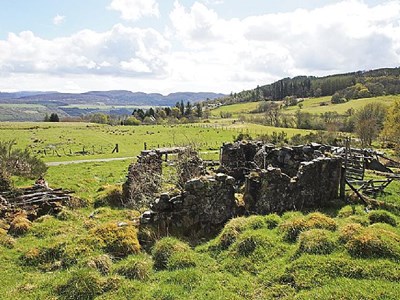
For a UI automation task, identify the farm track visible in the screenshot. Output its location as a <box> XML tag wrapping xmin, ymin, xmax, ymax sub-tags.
<box><xmin>46</xmin><ymin>157</ymin><xmax>135</xmax><ymax>166</ymax></box>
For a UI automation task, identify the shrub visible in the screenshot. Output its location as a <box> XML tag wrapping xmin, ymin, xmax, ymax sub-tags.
<box><xmin>152</xmin><ymin>237</ymin><xmax>190</xmax><ymax>270</ymax></box>
<box><xmin>345</xmin><ymin>227</ymin><xmax>400</xmax><ymax>260</ymax></box>
<box><xmin>368</xmin><ymin>210</ymin><xmax>397</xmax><ymax>227</ymax></box>
<box><xmin>115</xmin><ymin>254</ymin><xmax>153</xmax><ymax>280</ymax></box>
<box><xmin>265</xmin><ymin>214</ymin><xmax>281</xmax><ymax>229</ymax></box>
<box><xmin>339</xmin><ymin>223</ymin><xmax>363</xmax><ymax>243</ymax></box>
<box><xmin>297</xmin><ymin>229</ymin><xmax>337</xmax><ymax>255</ymax></box>
<box><xmin>9</xmin><ymin>215</ymin><xmax>32</xmax><ymax>236</ymax></box>
<box><xmin>279</xmin><ymin>212</ymin><xmax>337</xmax><ymax>242</ymax></box>
<box><xmin>56</xmin><ymin>269</ymin><xmax>105</xmax><ymax>300</ymax></box>
<box><xmin>91</xmin><ymin>222</ymin><xmax>140</xmax><ymax>257</ymax></box>
<box><xmin>87</xmin><ymin>254</ymin><xmax>113</xmax><ymax>275</ymax></box>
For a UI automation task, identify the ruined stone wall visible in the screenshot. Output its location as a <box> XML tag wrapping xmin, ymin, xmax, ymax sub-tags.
<box><xmin>122</xmin><ymin>151</ymin><xmax>163</xmax><ymax>208</ymax></box>
<box><xmin>141</xmin><ymin>173</ymin><xmax>238</xmax><ymax>238</ymax></box>
<box><xmin>244</xmin><ymin>157</ymin><xmax>342</xmax><ymax>214</ymax></box>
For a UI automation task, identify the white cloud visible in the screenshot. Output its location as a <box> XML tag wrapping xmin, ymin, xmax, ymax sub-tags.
<box><xmin>53</xmin><ymin>14</ymin><xmax>66</xmax><ymax>25</ymax></box>
<box><xmin>108</xmin><ymin>0</ymin><xmax>159</xmax><ymax>21</ymax></box>
<box><xmin>167</xmin><ymin>0</ymin><xmax>400</xmax><ymax>91</ymax></box>
<box><xmin>0</xmin><ymin>24</ymin><xmax>170</xmax><ymax>77</ymax></box>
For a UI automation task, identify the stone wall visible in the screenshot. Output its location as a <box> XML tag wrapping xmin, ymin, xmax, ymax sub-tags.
<box><xmin>122</xmin><ymin>151</ymin><xmax>163</xmax><ymax>208</ymax></box>
<box><xmin>244</xmin><ymin>157</ymin><xmax>342</xmax><ymax>214</ymax></box>
<box><xmin>141</xmin><ymin>173</ymin><xmax>238</xmax><ymax>238</ymax></box>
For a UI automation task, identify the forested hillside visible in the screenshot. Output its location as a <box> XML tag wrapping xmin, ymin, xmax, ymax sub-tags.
<box><xmin>210</xmin><ymin>67</ymin><xmax>400</xmax><ymax>105</ymax></box>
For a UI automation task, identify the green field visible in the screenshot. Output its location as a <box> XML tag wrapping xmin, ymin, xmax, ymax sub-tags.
<box><xmin>210</xmin><ymin>95</ymin><xmax>400</xmax><ymax>118</ymax></box>
<box><xmin>59</xmin><ymin>104</ymin><xmax>157</xmax><ymax>110</ymax></box>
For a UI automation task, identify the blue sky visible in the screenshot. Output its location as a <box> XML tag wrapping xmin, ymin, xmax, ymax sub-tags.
<box><xmin>0</xmin><ymin>0</ymin><xmax>399</xmax><ymax>93</ymax></box>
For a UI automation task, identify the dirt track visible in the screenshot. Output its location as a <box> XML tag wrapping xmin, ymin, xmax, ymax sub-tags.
<box><xmin>46</xmin><ymin>157</ymin><xmax>135</xmax><ymax>166</ymax></box>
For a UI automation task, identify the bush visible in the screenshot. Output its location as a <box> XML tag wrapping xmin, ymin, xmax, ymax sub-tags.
<box><xmin>265</xmin><ymin>214</ymin><xmax>281</xmax><ymax>229</ymax></box>
<box><xmin>345</xmin><ymin>227</ymin><xmax>400</xmax><ymax>260</ymax></box>
<box><xmin>87</xmin><ymin>254</ymin><xmax>113</xmax><ymax>275</ymax></box>
<box><xmin>115</xmin><ymin>254</ymin><xmax>153</xmax><ymax>280</ymax></box>
<box><xmin>368</xmin><ymin>210</ymin><xmax>397</xmax><ymax>227</ymax></box>
<box><xmin>91</xmin><ymin>222</ymin><xmax>140</xmax><ymax>257</ymax></box>
<box><xmin>152</xmin><ymin>237</ymin><xmax>191</xmax><ymax>270</ymax></box>
<box><xmin>9</xmin><ymin>215</ymin><xmax>32</xmax><ymax>236</ymax></box>
<box><xmin>297</xmin><ymin>229</ymin><xmax>337</xmax><ymax>255</ymax></box>
<box><xmin>56</xmin><ymin>269</ymin><xmax>105</xmax><ymax>300</ymax></box>
<box><xmin>279</xmin><ymin>212</ymin><xmax>337</xmax><ymax>242</ymax></box>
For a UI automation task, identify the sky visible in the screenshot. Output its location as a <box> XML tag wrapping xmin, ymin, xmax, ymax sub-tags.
<box><xmin>0</xmin><ymin>0</ymin><xmax>399</xmax><ymax>94</ymax></box>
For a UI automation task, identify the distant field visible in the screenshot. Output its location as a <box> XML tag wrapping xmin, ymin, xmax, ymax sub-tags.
<box><xmin>0</xmin><ymin>122</ymin><xmax>311</xmax><ymax>163</ymax></box>
<box><xmin>210</xmin><ymin>101</ymin><xmax>260</xmax><ymax>117</ymax></box>
<box><xmin>284</xmin><ymin>95</ymin><xmax>399</xmax><ymax>115</ymax></box>
<box><xmin>210</xmin><ymin>95</ymin><xmax>400</xmax><ymax>117</ymax></box>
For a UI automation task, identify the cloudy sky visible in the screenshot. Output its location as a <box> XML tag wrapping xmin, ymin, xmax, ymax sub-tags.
<box><xmin>0</xmin><ymin>0</ymin><xmax>399</xmax><ymax>94</ymax></box>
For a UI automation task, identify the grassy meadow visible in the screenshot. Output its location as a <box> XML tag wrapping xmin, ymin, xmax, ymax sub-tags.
<box><xmin>1</xmin><ymin>101</ymin><xmax>400</xmax><ymax>299</ymax></box>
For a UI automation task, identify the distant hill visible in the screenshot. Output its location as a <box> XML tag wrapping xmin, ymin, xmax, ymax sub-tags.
<box><xmin>0</xmin><ymin>90</ymin><xmax>225</xmax><ymax>107</ymax></box>
<box><xmin>207</xmin><ymin>67</ymin><xmax>400</xmax><ymax>106</ymax></box>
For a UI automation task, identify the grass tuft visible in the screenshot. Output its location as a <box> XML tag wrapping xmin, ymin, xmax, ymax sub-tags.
<box><xmin>87</xmin><ymin>254</ymin><xmax>113</xmax><ymax>275</ymax></box>
<box><xmin>9</xmin><ymin>214</ymin><xmax>32</xmax><ymax>236</ymax></box>
<box><xmin>91</xmin><ymin>222</ymin><xmax>140</xmax><ymax>257</ymax></box>
<box><xmin>152</xmin><ymin>237</ymin><xmax>191</xmax><ymax>271</ymax></box>
<box><xmin>368</xmin><ymin>210</ymin><xmax>397</xmax><ymax>227</ymax></box>
<box><xmin>297</xmin><ymin>229</ymin><xmax>337</xmax><ymax>255</ymax></box>
<box><xmin>114</xmin><ymin>253</ymin><xmax>153</xmax><ymax>280</ymax></box>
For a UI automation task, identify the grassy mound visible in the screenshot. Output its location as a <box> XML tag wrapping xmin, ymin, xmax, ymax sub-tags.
<box><xmin>345</xmin><ymin>226</ymin><xmax>400</xmax><ymax>260</ymax></box>
<box><xmin>279</xmin><ymin>212</ymin><xmax>337</xmax><ymax>242</ymax></box>
<box><xmin>9</xmin><ymin>214</ymin><xmax>32</xmax><ymax>236</ymax></box>
<box><xmin>94</xmin><ymin>185</ymin><xmax>123</xmax><ymax>208</ymax></box>
<box><xmin>56</xmin><ymin>269</ymin><xmax>108</xmax><ymax>300</ymax></box>
<box><xmin>338</xmin><ymin>223</ymin><xmax>364</xmax><ymax>243</ymax></box>
<box><xmin>115</xmin><ymin>254</ymin><xmax>153</xmax><ymax>280</ymax></box>
<box><xmin>297</xmin><ymin>229</ymin><xmax>337</xmax><ymax>255</ymax></box>
<box><xmin>368</xmin><ymin>210</ymin><xmax>397</xmax><ymax>227</ymax></box>
<box><xmin>91</xmin><ymin>222</ymin><xmax>140</xmax><ymax>257</ymax></box>
<box><xmin>87</xmin><ymin>254</ymin><xmax>113</xmax><ymax>275</ymax></box>
<box><xmin>151</xmin><ymin>237</ymin><xmax>191</xmax><ymax>270</ymax></box>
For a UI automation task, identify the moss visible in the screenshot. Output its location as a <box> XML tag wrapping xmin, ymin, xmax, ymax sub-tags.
<box><xmin>115</xmin><ymin>254</ymin><xmax>153</xmax><ymax>280</ymax></box>
<box><xmin>152</xmin><ymin>237</ymin><xmax>191</xmax><ymax>271</ymax></box>
<box><xmin>297</xmin><ymin>229</ymin><xmax>337</xmax><ymax>255</ymax></box>
<box><xmin>368</xmin><ymin>210</ymin><xmax>397</xmax><ymax>227</ymax></box>
<box><xmin>91</xmin><ymin>222</ymin><xmax>140</xmax><ymax>257</ymax></box>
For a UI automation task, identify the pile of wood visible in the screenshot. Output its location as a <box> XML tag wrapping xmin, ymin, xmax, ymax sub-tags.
<box><xmin>1</xmin><ymin>185</ymin><xmax>74</xmax><ymax>220</ymax></box>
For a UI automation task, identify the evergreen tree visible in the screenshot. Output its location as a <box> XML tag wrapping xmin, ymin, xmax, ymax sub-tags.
<box><xmin>49</xmin><ymin>113</ymin><xmax>60</xmax><ymax>122</ymax></box>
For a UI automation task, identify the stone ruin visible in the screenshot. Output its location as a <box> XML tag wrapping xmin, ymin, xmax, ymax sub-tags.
<box><xmin>136</xmin><ymin>141</ymin><xmax>343</xmax><ymax>239</ymax></box>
